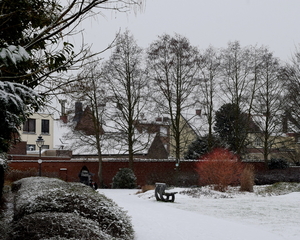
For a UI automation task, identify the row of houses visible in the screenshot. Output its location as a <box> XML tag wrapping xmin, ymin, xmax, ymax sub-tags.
<box><xmin>7</xmin><ymin>100</ymin><xmax>300</xmax><ymax>185</ymax></box>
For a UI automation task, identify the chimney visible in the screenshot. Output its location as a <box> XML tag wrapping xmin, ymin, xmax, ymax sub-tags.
<box><xmin>73</xmin><ymin>102</ymin><xmax>83</xmax><ymax>122</ymax></box>
<box><xmin>59</xmin><ymin>99</ymin><xmax>67</xmax><ymax>123</ymax></box>
<box><xmin>59</xmin><ymin>99</ymin><xmax>67</xmax><ymax>115</ymax></box>
<box><xmin>196</xmin><ymin>109</ymin><xmax>201</xmax><ymax>116</ymax></box>
<box><xmin>156</xmin><ymin>117</ymin><xmax>162</xmax><ymax>122</ymax></box>
<box><xmin>60</xmin><ymin>115</ymin><xmax>68</xmax><ymax>124</ymax></box>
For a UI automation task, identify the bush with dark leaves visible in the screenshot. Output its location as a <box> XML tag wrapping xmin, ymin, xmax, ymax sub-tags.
<box><xmin>268</xmin><ymin>158</ymin><xmax>289</xmax><ymax>170</ymax></box>
<box><xmin>112</xmin><ymin>168</ymin><xmax>137</xmax><ymax>189</ymax></box>
<box><xmin>11</xmin><ymin>212</ymin><xmax>113</xmax><ymax>240</ymax></box>
<box><xmin>11</xmin><ymin>177</ymin><xmax>134</xmax><ymax>240</ymax></box>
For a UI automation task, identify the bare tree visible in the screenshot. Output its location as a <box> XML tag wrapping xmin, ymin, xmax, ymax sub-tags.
<box><xmin>251</xmin><ymin>49</ymin><xmax>285</xmax><ymax>165</ymax></box>
<box><xmin>147</xmin><ymin>33</ymin><xmax>199</xmax><ymax>168</ymax></box>
<box><xmin>197</xmin><ymin>46</ymin><xmax>222</xmax><ymax>151</ymax></box>
<box><xmin>279</xmin><ymin>48</ymin><xmax>300</xmax><ymax>165</ymax></box>
<box><xmin>282</xmin><ymin>49</ymin><xmax>300</xmax><ymax>132</ymax></box>
<box><xmin>103</xmin><ymin>30</ymin><xmax>150</xmax><ymax>170</ymax></box>
<box><xmin>64</xmin><ymin>61</ymin><xmax>107</xmax><ymax>186</ymax></box>
<box><xmin>218</xmin><ymin>41</ymin><xmax>259</xmax><ymax>155</ymax></box>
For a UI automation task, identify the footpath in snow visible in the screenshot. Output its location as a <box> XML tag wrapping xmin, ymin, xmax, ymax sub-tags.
<box><xmin>99</xmin><ymin>189</ymin><xmax>297</xmax><ymax>240</ymax></box>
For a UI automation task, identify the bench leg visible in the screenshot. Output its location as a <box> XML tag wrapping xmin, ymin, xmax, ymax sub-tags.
<box><xmin>169</xmin><ymin>194</ymin><xmax>175</xmax><ymax>202</ymax></box>
<box><xmin>155</xmin><ymin>191</ymin><xmax>161</xmax><ymax>201</ymax></box>
<box><xmin>155</xmin><ymin>191</ymin><xmax>170</xmax><ymax>202</ymax></box>
<box><xmin>160</xmin><ymin>193</ymin><xmax>169</xmax><ymax>202</ymax></box>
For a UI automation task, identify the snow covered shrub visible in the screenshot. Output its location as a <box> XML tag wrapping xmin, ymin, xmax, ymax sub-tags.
<box><xmin>196</xmin><ymin>148</ymin><xmax>243</xmax><ymax>192</ymax></box>
<box><xmin>272</xmin><ymin>182</ymin><xmax>300</xmax><ymax>193</ymax></box>
<box><xmin>112</xmin><ymin>168</ymin><xmax>137</xmax><ymax>189</ymax></box>
<box><xmin>12</xmin><ymin>177</ymin><xmax>134</xmax><ymax>240</ymax></box>
<box><xmin>179</xmin><ymin>186</ymin><xmax>233</xmax><ymax>199</ymax></box>
<box><xmin>0</xmin><ymin>154</ymin><xmax>8</xmax><ymax>201</ymax></box>
<box><xmin>268</xmin><ymin>158</ymin><xmax>289</xmax><ymax>169</ymax></box>
<box><xmin>240</xmin><ymin>164</ymin><xmax>254</xmax><ymax>192</ymax></box>
<box><xmin>258</xmin><ymin>182</ymin><xmax>300</xmax><ymax>196</ymax></box>
<box><xmin>0</xmin><ymin>166</ymin><xmax>4</xmax><ymax>201</ymax></box>
<box><xmin>10</xmin><ymin>212</ymin><xmax>113</xmax><ymax>240</ymax></box>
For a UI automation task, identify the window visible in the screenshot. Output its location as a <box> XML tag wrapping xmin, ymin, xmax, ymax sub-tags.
<box><xmin>23</xmin><ymin>119</ymin><xmax>36</xmax><ymax>133</ymax></box>
<box><xmin>27</xmin><ymin>144</ymin><xmax>36</xmax><ymax>151</ymax></box>
<box><xmin>41</xmin><ymin>119</ymin><xmax>50</xmax><ymax>134</ymax></box>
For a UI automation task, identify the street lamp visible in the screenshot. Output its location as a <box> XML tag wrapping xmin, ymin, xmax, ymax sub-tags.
<box><xmin>36</xmin><ymin>135</ymin><xmax>44</xmax><ymax>176</ymax></box>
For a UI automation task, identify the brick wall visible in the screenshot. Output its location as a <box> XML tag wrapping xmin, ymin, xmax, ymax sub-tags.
<box><xmin>8</xmin><ymin>141</ymin><xmax>27</xmax><ymax>155</ymax></box>
<box><xmin>8</xmin><ymin>157</ymin><xmax>270</xmax><ymax>187</ymax></box>
<box><xmin>8</xmin><ymin>157</ymin><xmax>200</xmax><ymax>186</ymax></box>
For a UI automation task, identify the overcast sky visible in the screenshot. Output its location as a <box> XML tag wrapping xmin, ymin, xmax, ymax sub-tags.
<box><xmin>75</xmin><ymin>0</ymin><xmax>300</xmax><ymax>62</ymax></box>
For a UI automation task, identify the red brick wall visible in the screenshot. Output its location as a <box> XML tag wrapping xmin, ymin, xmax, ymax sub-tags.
<box><xmin>8</xmin><ymin>157</ymin><xmax>268</xmax><ymax>187</ymax></box>
<box><xmin>8</xmin><ymin>141</ymin><xmax>27</xmax><ymax>155</ymax></box>
<box><xmin>8</xmin><ymin>157</ymin><xmax>199</xmax><ymax>187</ymax></box>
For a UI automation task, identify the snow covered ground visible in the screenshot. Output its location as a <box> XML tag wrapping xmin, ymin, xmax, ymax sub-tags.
<box><xmin>99</xmin><ymin>187</ymin><xmax>300</xmax><ymax>240</ymax></box>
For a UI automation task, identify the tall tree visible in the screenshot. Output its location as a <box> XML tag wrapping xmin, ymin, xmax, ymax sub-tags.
<box><xmin>218</xmin><ymin>42</ymin><xmax>259</xmax><ymax>155</ymax></box>
<box><xmin>64</xmin><ymin>61</ymin><xmax>107</xmax><ymax>187</ymax></box>
<box><xmin>219</xmin><ymin>41</ymin><xmax>253</xmax><ymax>107</ymax></box>
<box><xmin>282</xmin><ymin>49</ymin><xmax>300</xmax><ymax>132</ymax></box>
<box><xmin>197</xmin><ymin>46</ymin><xmax>222</xmax><ymax>152</ymax></box>
<box><xmin>279</xmin><ymin>48</ymin><xmax>300</xmax><ymax>165</ymax></box>
<box><xmin>103</xmin><ymin>31</ymin><xmax>150</xmax><ymax>170</ymax></box>
<box><xmin>147</xmin><ymin>33</ymin><xmax>199</xmax><ymax>168</ymax></box>
<box><xmin>251</xmin><ymin>49</ymin><xmax>284</xmax><ymax>165</ymax></box>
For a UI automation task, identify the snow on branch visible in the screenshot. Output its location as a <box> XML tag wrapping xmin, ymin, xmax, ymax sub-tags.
<box><xmin>0</xmin><ymin>81</ymin><xmax>40</xmax><ymax>123</ymax></box>
<box><xmin>0</xmin><ymin>45</ymin><xmax>30</xmax><ymax>66</ymax></box>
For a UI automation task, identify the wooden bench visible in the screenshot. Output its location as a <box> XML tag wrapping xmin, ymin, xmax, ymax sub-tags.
<box><xmin>155</xmin><ymin>183</ymin><xmax>177</xmax><ymax>202</ymax></box>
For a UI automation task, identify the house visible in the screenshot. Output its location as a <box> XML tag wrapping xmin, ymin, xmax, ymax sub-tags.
<box><xmin>7</xmin><ymin>101</ymin><xmax>200</xmax><ymax>186</ymax></box>
<box><xmin>8</xmin><ymin>112</ymin><xmax>54</xmax><ymax>154</ymax></box>
<box><xmin>166</xmin><ymin>108</ymin><xmax>211</xmax><ymax>159</ymax></box>
<box><xmin>170</xmin><ymin>107</ymin><xmax>300</xmax><ymax>165</ymax></box>
<box><xmin>241</xmin><ymin>114</ymin><xmax>300</xmax><ymax>165</ymax></box>
<box><xmin>55</xmin><ymin>101</ymin><xmax>171</xmax><ymax>159</ymax></box>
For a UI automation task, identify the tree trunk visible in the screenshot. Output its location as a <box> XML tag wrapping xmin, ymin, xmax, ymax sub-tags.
<box><xmin>97</xmin><ymin>154</ymin><xmax>103</xmax><ymax>187</ymax></box>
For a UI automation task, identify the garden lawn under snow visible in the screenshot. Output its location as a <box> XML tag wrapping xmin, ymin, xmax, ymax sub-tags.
<box><xmin>99</xmin><ymin>185</ymin><xmax>300</xmax><ymax>240</ymax></box>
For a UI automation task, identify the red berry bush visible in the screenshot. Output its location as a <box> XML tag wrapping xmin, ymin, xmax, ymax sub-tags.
<box><xmin>196</xmin><ymin>148</ymin><xmax>243</xmax><ymax>192</ymax></box>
